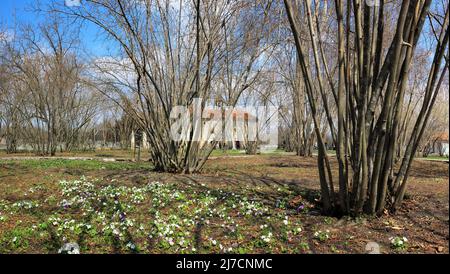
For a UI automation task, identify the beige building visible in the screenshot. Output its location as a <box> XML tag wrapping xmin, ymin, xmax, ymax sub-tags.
<box><xmin>130</xmin><ymin>129</ymin><xmax>150</xmax><ymax>150</ymax></box>
<box><xmin>130</xmin><ymin>108</ymin><xmax>257</xmax><ymax>150</ymax></box>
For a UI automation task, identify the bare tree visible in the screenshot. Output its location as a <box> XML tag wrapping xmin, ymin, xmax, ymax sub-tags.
<box><xmin>285</xmin><ymin>0</ymin><xmax>449</xmax><ymax>215</ymax></box>
<box><xmin>48</xmin><ymin>0</ymin><xmax>277</xmax><ymax>172</ymax></box>
<box><xmin>1</xmin><ymin>19</ymin><xmax>99</xmax><ymax>155</ymax></box>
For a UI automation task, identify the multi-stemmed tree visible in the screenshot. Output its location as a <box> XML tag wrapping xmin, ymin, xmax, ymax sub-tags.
<box><xmin>50</xmin><ymin>0</ymin><xmax>277</xmax><ymax>173</ymax></box>
<box><xmin>285</xmin><ymin>0</ymin><xmax>449</xmax><ymax>215</ymax></box>
<box><xmin>1</xmin><ymin>20</ymin><xmax>99</xmax><ymax>155</ymax></box>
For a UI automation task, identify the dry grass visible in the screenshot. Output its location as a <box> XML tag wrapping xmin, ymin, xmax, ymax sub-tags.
<box><xmin>0</xmin><ymin>155</ymin><xmax>447</xmax><ymax>254</ymax></box>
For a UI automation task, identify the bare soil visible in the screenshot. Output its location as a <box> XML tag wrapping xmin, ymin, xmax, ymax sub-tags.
<box><xmin>0</xmin><ymin>155</ymin><xmax>448</xmax><ymax>253</ymax></box>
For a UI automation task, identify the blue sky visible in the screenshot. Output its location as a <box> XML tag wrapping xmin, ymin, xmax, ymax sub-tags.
<box><xmin>0</xmin><ymin>0</ymin><xmax>34</xmax><ymax>25</ymax></box>
<box><xmin>1</xmin><ymin>0</ymin><xmax>446</xmax><ymax>59</ymax></box>
<box><xmin>0</xmin><ymin>0</ymin><xmax>111</xmax><ymax>57</ymax></box>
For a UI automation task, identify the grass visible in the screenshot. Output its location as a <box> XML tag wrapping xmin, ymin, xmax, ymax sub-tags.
<box><xmin>0</xmin><ymin>148</ymin><xmax>149</xmax><ymax>159</ymax></box>
<box><xmin>0</xmin><ymin>148</ymin><xmax>333</xmax><ymax>159</ymax></box>
<box><xmin>0</xmin><ymin>155</ymin><xmax>448</xmax><ymax>254</ymax></box>
<box><xmin>210</xmin><ymin>149</ymin><xmax>247</xmax><ymax>157</ymax></box>
<box><xmin>0</xmin><ymin>159</ymin><xmax>151</xmax><ymax>171</ymax></box>
<box><xmin>210</xmin><ymin>149</ymin><xmax>295</xmax><ymax>157</ymax></box>
<box><xmin>418</xmin><ymin>156</ymin><xmax>449</xmax><ymax>161</ymax></box>
<box><xmin>0</xmin><ymin>171</ymin><xmax>305</xmax><ymax>253</ymax></box>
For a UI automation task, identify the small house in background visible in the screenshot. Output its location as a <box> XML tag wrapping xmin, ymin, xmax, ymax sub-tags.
<box><xmin>0</xmin><ymin>137</ymin><xmax>6</xmax><ymax>149</ymax></box>
<box><xmin>130</xmin><ymin>129</ymin><xmax>150</xmax><ymax>150</ymax></box>
<box><xmin>431</xmin><ymin>132</ymin><xmax>449</xmax><ymax>157</ymax></box>
<box><xmin>129</xmin><ymin>108</ymin><xmax>269</xmax><ymax>151</ymax></box>
<box><xmin>130</xmin><ymin>128</ymin><xmax>150</xmax><ymax>161</ymax></box>
<box><xmin>201</xmin><ymin>108</ymin><xmax>257</xmax><ymax>150</ymax></box>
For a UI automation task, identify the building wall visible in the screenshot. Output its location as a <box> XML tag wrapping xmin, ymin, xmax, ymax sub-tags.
<box><xmin>433</xmin><ymin>141</ymin><xmax>449</xmax><ymax>157</ymax></box>
<box><xmin>130</xmin><ymin>130</ymin><xmax>150</xmax><ymax>150</ymax></box>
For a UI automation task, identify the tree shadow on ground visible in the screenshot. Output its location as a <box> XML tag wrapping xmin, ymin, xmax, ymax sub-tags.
<box><xmin>175</xmin><ymin>171</ymin><xmax>322</xmax><ymax>214</ymax></box>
